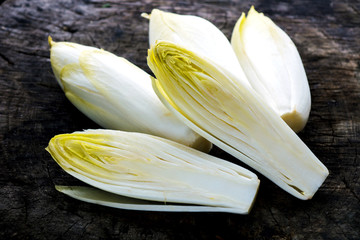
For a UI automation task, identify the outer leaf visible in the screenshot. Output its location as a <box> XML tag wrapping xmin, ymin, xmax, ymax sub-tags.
<box><xmin>56</xmin><ymin>185</ymin><xmax>256</xmax><ymax>213</ymax></box>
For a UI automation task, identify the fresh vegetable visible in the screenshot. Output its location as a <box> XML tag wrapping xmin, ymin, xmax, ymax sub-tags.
<box><xmin>48</xmin><ymin>37</ymin><xmax>211</xmax><ymax>152</ymax></box>
<box><xmin>231</xmin><ymin>6</ymin><xmax>311</xmax><ymax>132</ymax></box>
<box><xmin>147</xmin><ymin>40</ymin><xmax>328</xmax><ymax>200</ymax></box>
<box><xmin>55</xmin><ymin>185</ymin><xmax>257</xmax><ymax>213</ymax></box>
<box><xmin>47</xmin><ymin>7</ymin><xmax>329</xmax><ymax>212</ymax></box>
<box><xmin>46</xmin><ymin>129</ymin><xmax>259</xmax><ymax>214</ymax></box>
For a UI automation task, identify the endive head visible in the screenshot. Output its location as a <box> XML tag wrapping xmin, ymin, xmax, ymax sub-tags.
<box><xmin>144</xmin><ymin>9</ymin><xmax>250</xmax><ymax>87</ymax></box>
<box><xmin>46</xmin><ymin>129</ymin><xmax>259</xmax><ymax>214</ymax></box>
<box><xmin>147</xmin><ymin>41</ymin><xmax>328</xmax><ymax>200</ymax></box>
<box><xmin>231</xmin><ymin>6</ymin><xmax>311</xmax><ymax>132</ymax></box>
<box><xmin>48</xmin><ymin>37</ymin><xmax>212</xmax><ymax>152</ymax></box>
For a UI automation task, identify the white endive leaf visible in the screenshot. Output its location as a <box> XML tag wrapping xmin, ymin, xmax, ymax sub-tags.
<box><xmin>147</xmin><ymin>41</ymin><xmax>328</xmax><ymax>200</ymax></box>
<box><xmin>231</xmin><ymin>7</ymin><xmax>311</xmax><ymax>132</ymax></box>
<box><xmin>48</xmin><ymin>37</ymin><xmax>211</xmax><ymax>152</ymax></box>
<box><xmin>46</xmin><ymin>129</ymin><xmax>259</xmax><ymax>214</ymax></box>
<box><xmin>56</xmin><ymin>185</ymin><xmax>256</xmax><ymax>213</ymax></box>
<box><xmin>144</xmin><ymin>9</ymin><xmax>250</xmax><ymax>87</ymax></box>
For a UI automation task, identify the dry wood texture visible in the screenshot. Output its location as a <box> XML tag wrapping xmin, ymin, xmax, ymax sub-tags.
<box><xmin>0</xmin><ymin>0</ymin><xmax>359</xmax><ymax>239</ymax></box>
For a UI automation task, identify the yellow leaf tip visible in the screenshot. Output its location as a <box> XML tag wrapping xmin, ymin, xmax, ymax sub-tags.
<box><xmin>248</xmin><ymin>5</ymin><xmax>260</xmax><ymax>16</ymax></box>
<box><xmin>141</xmin><ymin>12</ymin><xmax>150</xmax><ymax>20</ymax></box>
<box><xmin>48</xmin><ymin>36</ymin><xmax>54</xmax><ymax>47</ymax></box>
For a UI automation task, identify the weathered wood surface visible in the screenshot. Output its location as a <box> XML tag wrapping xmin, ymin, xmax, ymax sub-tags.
<box><xmin>0</xmin><ymin>0</ymin><xmax>359</xmax><ymax>239</ymax></box>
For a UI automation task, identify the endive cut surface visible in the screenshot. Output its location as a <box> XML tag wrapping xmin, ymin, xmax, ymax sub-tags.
<box><xmin>147</xmin><ymin>41</ymin><xmax>328</xmax><ymax>200</ymax></box>
<box><xmin>231</xmin><ymin>6</ymin><xmax>311</xmax><ymax>132</ymax></box>
<box><xmin>48</xmin><ymin>37</ymin><xmax>211</xmax><ymax>152</ymax></box>
<box><xmin>144</xmin><ymin>9</ymin><xmax>250</xmax><ymax>87</ymax></box>
<box><xmin>46</xmin><ymin>129</ymin><xmax>259</xmax><ymax>214</ymax></box>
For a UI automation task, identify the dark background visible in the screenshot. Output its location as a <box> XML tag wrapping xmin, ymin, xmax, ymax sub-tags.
<box><xmin>0</xmin><ymin>0</ymin><xmax>359</xmax><ymax>239</ymax></box>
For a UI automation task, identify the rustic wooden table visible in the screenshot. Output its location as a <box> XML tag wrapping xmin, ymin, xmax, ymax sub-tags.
<box><xmin>1</xmin><ymin>0</ymin><xmax>359</xmax><ymax>239</ymax></box>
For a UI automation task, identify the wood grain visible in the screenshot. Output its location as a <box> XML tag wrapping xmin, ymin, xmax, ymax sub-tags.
<box><xmin>0</xmin><ymin>0</ymin><xmax>359</xmax><ymax>239</ymax></box>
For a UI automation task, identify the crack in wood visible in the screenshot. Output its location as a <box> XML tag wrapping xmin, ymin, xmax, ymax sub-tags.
<box><xmin>14</xmin><ymin>49</ymin><xmax>48</xmax><ymax>58</ymax></box>
<box><xmin>268</xmin><ymin>206</ymin><xmax>287</xmax><ymax>236</ymax></box>
<box><xmin>0</xmin><ymin>52</ymin><xmax>14</xmax><ymax>65</ymax></box>
<box><xmin>62</xmin><ymin>221</ymin><xmax>78</xmax><ymax>237</ymax></box>
<box><xmin>342</xmin><ymin>178</ymin><xmax>360</xmax><ymax>203</ymax></box>
<box><xmin>80</xmin><ymin>218</ymin><xmax>94</xmax><ymax>238</ymax></box>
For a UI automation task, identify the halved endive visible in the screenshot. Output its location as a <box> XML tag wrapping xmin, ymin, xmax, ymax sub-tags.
<box><xmin>48</xmin><ymin>37</ymin><xmax>211</xmax><ymax>152</ymax></box>
<box><xmin>231</xmin><ymin>7</ymin><xmax>311</xmax><ymax>132</ymax></box>
<box><xmin>142</xmin><ymin>9</ymin><xmax>250</xmax><ymax>87</ymax></box>
<box><xmin>46</xmin><ymin>129</ymin><xmax>260</xmax><ymax>214</ymax></box>
<box><xmin>147</xmin><ymin>41</ymin><xmax>329</xmax><ymax>200</ymax></box>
